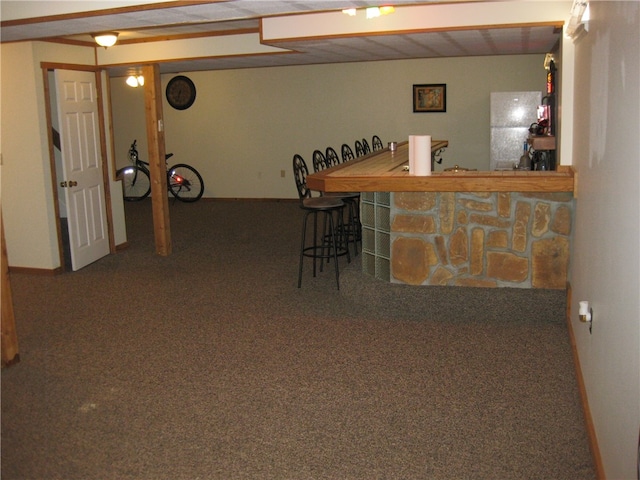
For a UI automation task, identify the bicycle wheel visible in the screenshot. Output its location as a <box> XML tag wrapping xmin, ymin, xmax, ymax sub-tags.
<box><xmin>167</xmin><ymin>164</ymin><xmax>204</xmax><ymax>202</ymax></box>
<box><xmin>116</xmin><ymin>166</ymin><xmax>151</xmax><ymax>201</ymax></box>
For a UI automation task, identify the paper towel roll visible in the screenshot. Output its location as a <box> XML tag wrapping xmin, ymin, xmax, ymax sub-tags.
<box><xmin>409</xmin><ymin>135</ymin><xmax>431</xmax><ymax>176</ymax></box>
<box><xmin>409</xmin><ymin>136</ymin><xmax>415</xmax><ymax>174</ymax></box>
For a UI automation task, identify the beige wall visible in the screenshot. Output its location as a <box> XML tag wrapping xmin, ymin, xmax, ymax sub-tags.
<box><xmin>569</xmin><ymin>2</ymin><xmax>640</xmax><ymax>478</ymax></box>
<box><xmin>1</xmin><ymin>42</ymin><xmax>56</xmax><ymax>269</ymax></box>
<box><xmin>110</xmin><ymin>54</ymin><xmax>546</xmax><ymax>199</ymax></box>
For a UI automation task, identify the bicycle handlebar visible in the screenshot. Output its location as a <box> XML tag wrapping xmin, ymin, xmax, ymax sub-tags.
<box><xmin>129</xmin><ymin>139</ymin><xmax>173</xmax><ymax>163</ymax></box>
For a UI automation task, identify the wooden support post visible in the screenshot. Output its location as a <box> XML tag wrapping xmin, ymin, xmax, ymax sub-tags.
<box><xmin>1</xmin><ymin>211</ymin><xmax>20</xmax><ymax>367</ymax></box>
<box><xmin>142</xmin><ymin>64</ymin><xmax>172</xmax><ymax>256</ymax></box>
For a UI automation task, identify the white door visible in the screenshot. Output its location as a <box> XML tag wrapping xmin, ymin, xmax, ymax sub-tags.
<box><xmin>54</xmin><ymin>69</ymin><xmax>109</xmax><ymax>271</ymax></box>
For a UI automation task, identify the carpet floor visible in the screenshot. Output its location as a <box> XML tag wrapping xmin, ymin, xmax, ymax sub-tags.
<box><xmin>2</xmin><ymin>199</ymin><xmax>595</xmax><ymax>479</ymax></box>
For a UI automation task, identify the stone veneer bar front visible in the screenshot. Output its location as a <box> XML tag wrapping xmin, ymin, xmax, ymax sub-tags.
<box><xmin>360</xmin><ymin>190</ymin><xmax>574</xmax><ymax>289</ymax></box>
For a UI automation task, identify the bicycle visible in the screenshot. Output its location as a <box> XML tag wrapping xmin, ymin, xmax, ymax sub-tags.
<box><xmin>116</xmin><ymin>140</ymin><xmax>204</xmax><ymax>202</ymax></box>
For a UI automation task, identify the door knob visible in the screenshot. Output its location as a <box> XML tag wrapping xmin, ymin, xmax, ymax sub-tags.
<box><xmin>69</xmin><ymin>181</ymin><xmax>78</xmax><ymax>187</ymax></box>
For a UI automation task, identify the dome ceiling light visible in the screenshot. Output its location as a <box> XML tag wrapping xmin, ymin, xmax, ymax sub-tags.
<box><xmin>92</xmin><ymin>32</ymin><xmax>119</xmax><ymax>48</ymax></box>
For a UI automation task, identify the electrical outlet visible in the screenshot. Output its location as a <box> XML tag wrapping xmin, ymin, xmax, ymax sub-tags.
<box><xmin>280</xmin><ymin>170</ymin><xmax>285</xmax><ymax>178</ymax></box>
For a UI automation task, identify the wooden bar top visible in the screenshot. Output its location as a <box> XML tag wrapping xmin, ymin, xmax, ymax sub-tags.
<box><xmin>306</xmin><ymin>141</ymin><xmax>575</xmax><ymax>193</ymax></box>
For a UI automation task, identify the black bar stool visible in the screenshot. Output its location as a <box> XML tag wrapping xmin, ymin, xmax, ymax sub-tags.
<box><xmin>361</xmin><ymin>138</ymin><xmax>371</xmax><ymax>154</ymax></box>
<box><xmin>312</xmin><ymin>149</ymin><xmax>361</xmax><ymax>257</ymax></box>
<box><xmin>341</xmin><ymin>144</ymin><xmax>355</xmax><ymax>162</ymax></box>
<box><xmin>293</xmin><ymin>154</ymin><xmax>350</xmax><ymax>289</ymax></box>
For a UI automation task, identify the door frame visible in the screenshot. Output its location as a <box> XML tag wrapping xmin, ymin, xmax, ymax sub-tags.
<box><xmin>42</xmin><ymin>62</ymin><xmax>116</xmax><ymax>272</ymax></box>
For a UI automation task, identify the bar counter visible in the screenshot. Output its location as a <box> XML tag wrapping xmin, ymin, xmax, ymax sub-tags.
<box><xmin>306</xmin><ymin>141</ymin><xmax>575</xmax><ymax>194</ymax></box>
<box><xmin>306</xmin><ymin>140</ymin><xmax>575</xmax><ymax>289</ymax></box>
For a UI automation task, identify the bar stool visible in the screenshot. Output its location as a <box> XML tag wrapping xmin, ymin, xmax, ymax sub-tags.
<box><xmin>354</xmin><ymin>140</ymin><xmax>365</xmax><ymax>157</ymax></box>
<box><xmin>293</xmin><ymin>154</ymin><xmax>350</xmax><ymax>289</ymax></box>
<box><xmin>311</xmin><ymin>150</ymin><xmax>361</xmax><ymax>257</ymax></box>
<box><xmin>372</xmin><ymin>135</ymin><xmax>384</xmax><ymax>151</ymax></box>
<box><xmin>325</xmin><ymin>146</ymin><xmax>341</xmax><ymax>166</ymax></box>
<box><xmin>341</xmin><ymin>144</ymin><xmax>355</xmax><ymax>162</ymax></box>
<box><xmin>312</xmin><ymin>149</ymin><xmax>329</xmax><ymax>172</ymax></box>
<box><xmin>361</xmin><ymin>138</ymin><xmax>371</xmax><ymax>154</ymax></box>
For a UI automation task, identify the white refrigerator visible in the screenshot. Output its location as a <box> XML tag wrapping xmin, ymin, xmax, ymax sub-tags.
<box><xmin>490</xmin><ymin>91</ymin><xmax>541</xmax><ymax>170</ymax></box>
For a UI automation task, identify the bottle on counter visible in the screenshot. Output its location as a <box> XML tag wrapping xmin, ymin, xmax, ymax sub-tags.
<box><xmin>518</xmin><ymin>142</ymin><xmax>531</xmax><ymax>170</ymax></box>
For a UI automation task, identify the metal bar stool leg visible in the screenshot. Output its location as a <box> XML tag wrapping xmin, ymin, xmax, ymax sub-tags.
<box><xmin>348</xmin><ymin>200</ymin><xmax>359</xmax><ymax>257</ymax></box>
<box><xmin>327</xmin><ymin>211</ymin><xmax>341</xmax><ymax>289</ymax></box>
<box><xmin>338</xmin><ymin>208</ymin><xmax>351</xmax><ymax>265</ymax></box>
<box><xmin>298</xmin><ymin>211</ymin><xmax>310</xmax><ymax>288</ymax></box>
<box><xmin>312</xmin><ymin>211</ymin><xmax>319</xmax><ymax>277</ymax></box>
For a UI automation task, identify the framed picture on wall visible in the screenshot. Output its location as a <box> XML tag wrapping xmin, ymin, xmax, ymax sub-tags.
<box><xmin>413</xmin><ymin>84</ymin><xmax>446</xmax><ymax>112</ymax></box>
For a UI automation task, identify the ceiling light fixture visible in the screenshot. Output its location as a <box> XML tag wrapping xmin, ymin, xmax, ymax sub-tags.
<box><xmin>342</xmin><ymin>6</ymin><xmax>395</xmax><ymax>18</ymax></box>
<box><xmin>92</xmin><ymin>32</ymin><xmax>119</xmax><ymax>48</ymax></box>
<box><xmin>366</xmin><ymin>7</ymin><xmax>381</xmax><ymax>19</ymax></box>
<box><xmin>126</xmin><ymin>75</ymin><xmax>145</xmax><ymax>87</ymax></box>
